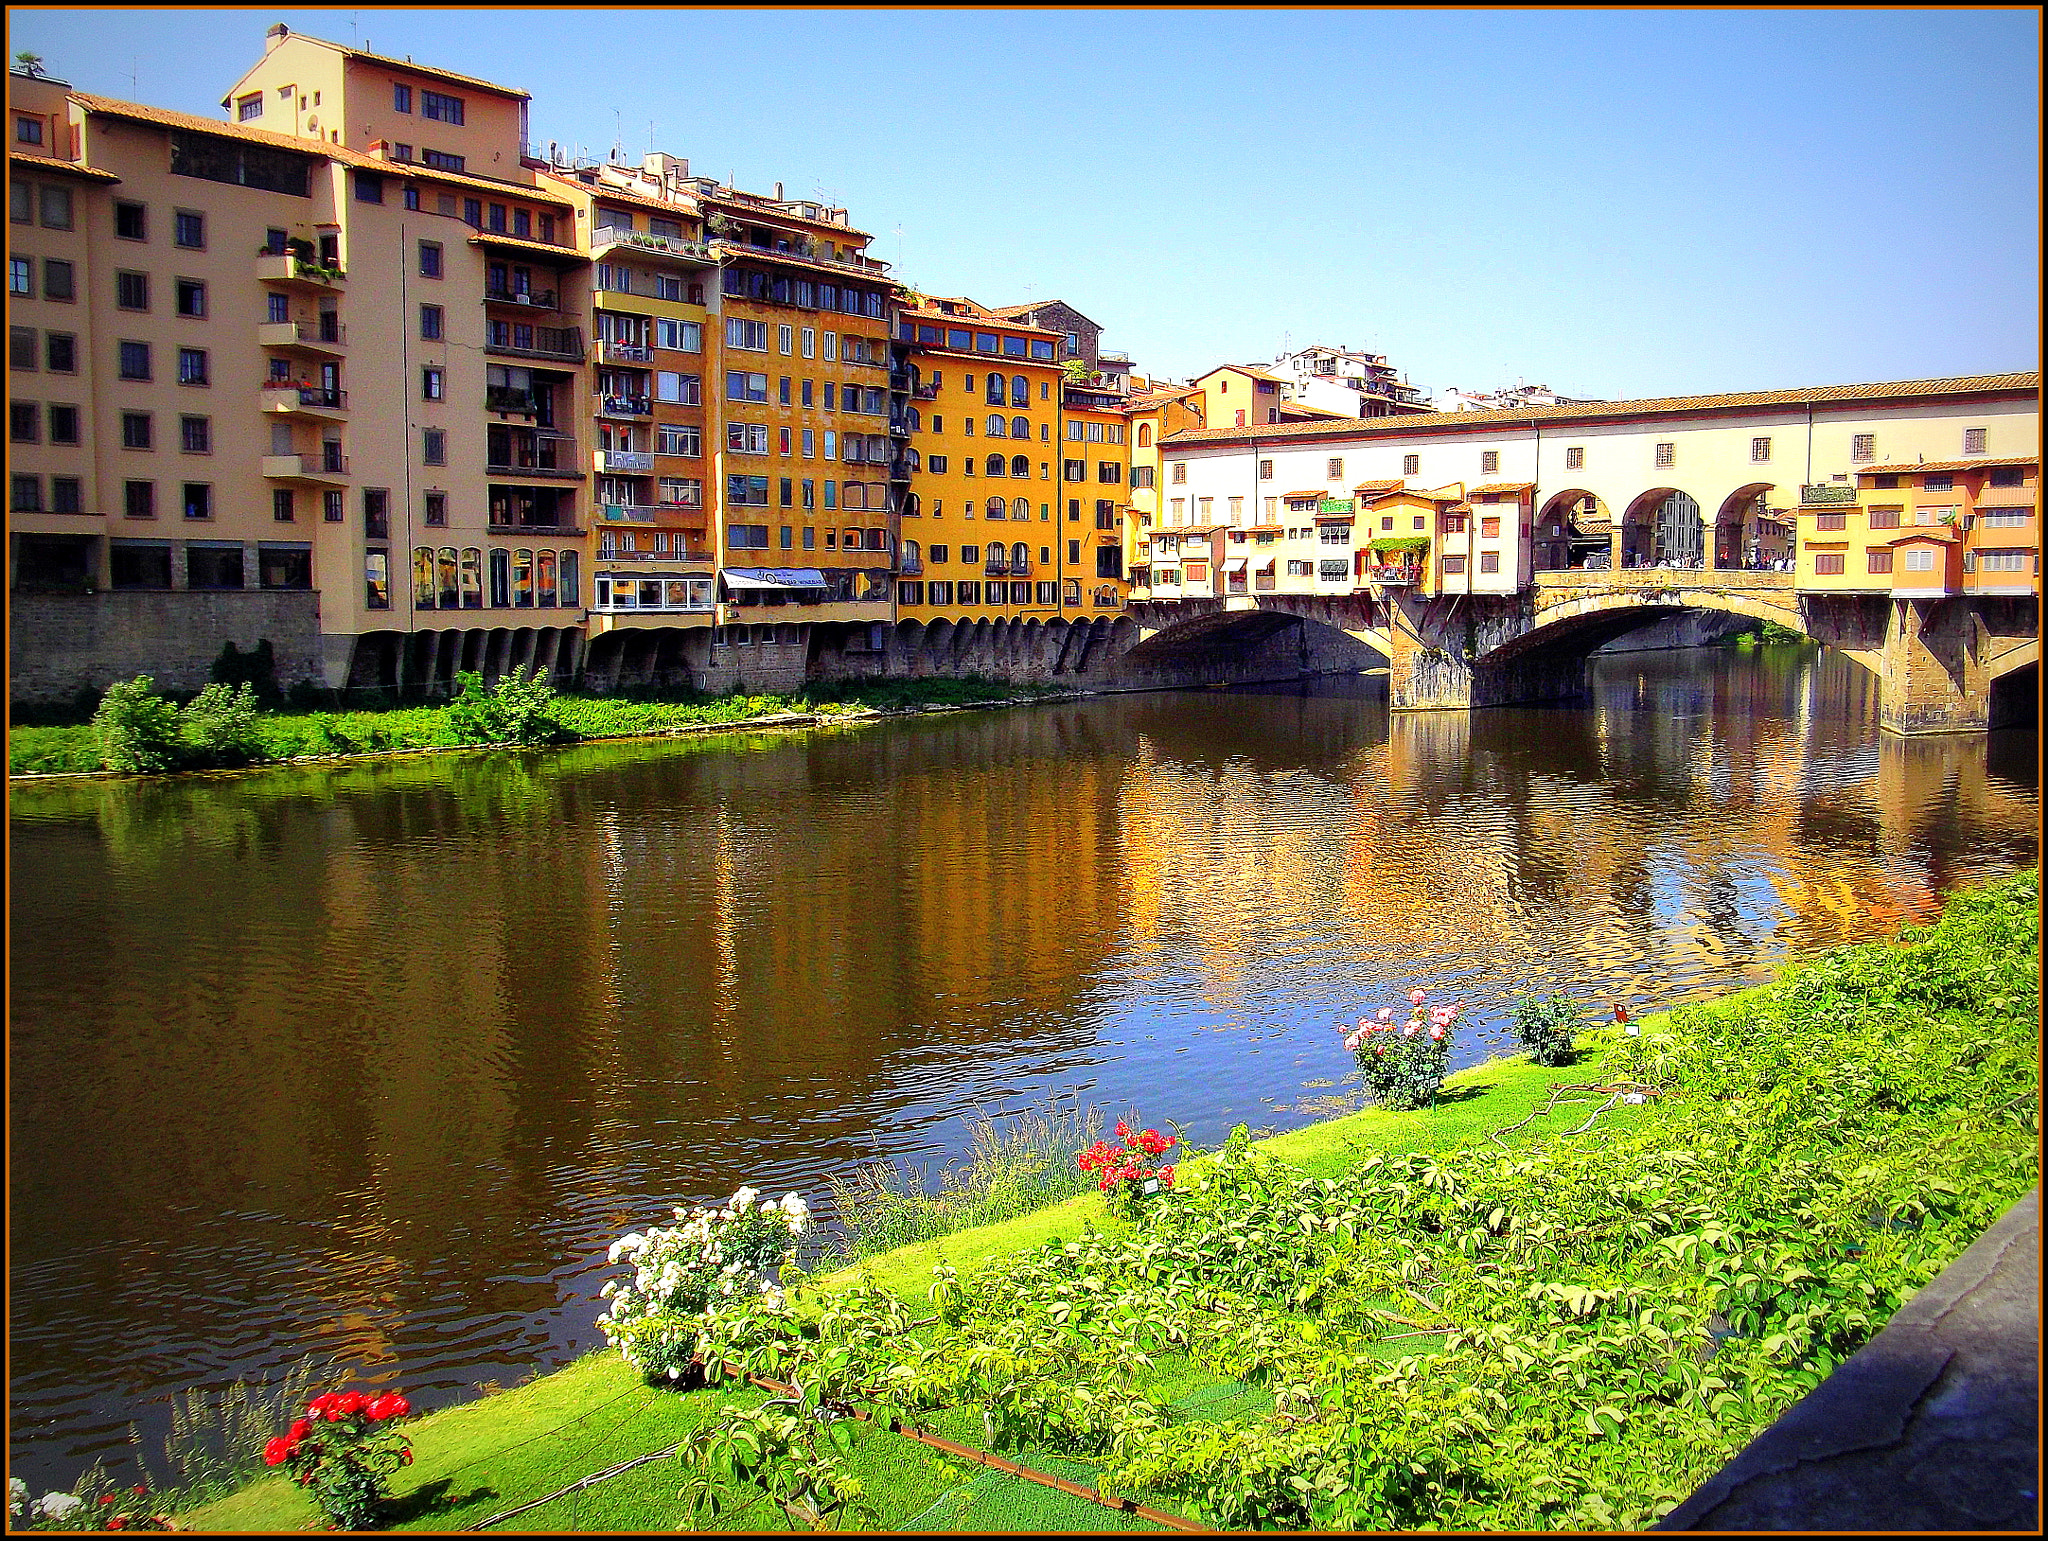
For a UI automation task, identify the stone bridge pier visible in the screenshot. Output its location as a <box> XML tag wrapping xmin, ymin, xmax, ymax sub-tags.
<box><xmin>1379</xmin><ymin>573</ymin><xmax>2037</xmax><ymax>736</ymax></box>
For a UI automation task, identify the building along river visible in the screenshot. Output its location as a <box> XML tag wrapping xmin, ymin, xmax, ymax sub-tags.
<box><xmin>7</xmin><ymin>642</ymin><xmax>2039</xmax><ymax>1485</ymax></box>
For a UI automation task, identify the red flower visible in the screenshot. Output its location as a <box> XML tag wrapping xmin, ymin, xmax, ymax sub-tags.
<box><xmin>99</xmin><ymin>1496</ymin><xmax>117</xmax><ymax>1506</ymax></box>
<box><xmin>131</xmin><ymin>1486</ymin><xmax>148</xmax><ymax>1497</ymax></box>
<box><xmin>1158</xmin><ymin>1164</ymin><xmax>1176</xmax><ymax>1187</ymax></box>
<box><xmin>331</xmin><ymin>1391</ymin><xmax>368</xmax><ymax>1419</ymax></box>
<box><xmin>399</xmin><ymin>1448</ymin><xmax>414</xmax><ymax>1467</ymax></box>
<box><xmin>366</xmin><ymin>1393</ymin><xmax>411</xmax><ymax>1421</ymax></box>
<box><xmin>106</xmin><ymin>1519</ymin><xmax>127</xmax><ymax>1531</ymax></box>
<box><xmin>287</xmin><ymin>1417</ymin><xmax>312</xmax><ymax>1442</ymax></box>
<box><xmin>264</xmin><ymin>1436</ymin><xmax>292</xmax><ymax>1467</ymax></box>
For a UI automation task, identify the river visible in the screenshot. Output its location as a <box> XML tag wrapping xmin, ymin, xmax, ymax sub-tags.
<box><xmin>7</xmin><ymin>644</ymin><xmax>2039</xmax><ymax>1482</ymax></box>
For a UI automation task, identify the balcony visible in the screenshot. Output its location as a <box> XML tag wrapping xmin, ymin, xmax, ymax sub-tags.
<box><xmin>1800</xmin><ymin>483</ymin><xmax>1858</xmax><ymax>506</ymax></box>
<box><xmin>488</xmin><ymin>522</ymin><xmax>584</xmax><ymax>538</ymax></box>
<box><xmin>596</xmin><ymin>547</ymin><xmax>716</xmax><ymax>565</ymax></box>
<box><xmin>261</xmin><ymin>453</ymin><xmax>349</xmax><ymax>483</ymax></box>
<box><xmin>485</xmin><ymin>285</ymin><xmax>559</xmax><ymax>311</ymax></box>
<box><xmin>590</xmin><ymin>229</ymin><xmax>716</xmax><ymax>266</ymax></box>
<box><xmin>1366</xmin><ymin>565</ymin><xmax>1422</xmax><ymax>586</ymax></box>
<box><xmin>897</xmin><ymin>553</ymin><xmax>923</xmax><ymax>576</ymax></box>
<box><xmin>596</xmin><ymin>395</ymin><xmax>653</xmax><ymax>420</ymax></box>
<box><xmin>601</xmin><ymin>503</ymin><xmax>705</xmax><ymax>526</ymax></box>
<box><xmin>911</xmin><ymin>382</ymin><xmax>940</xmax><ymax>401</ymax></box>
<box><xmin>485</xmin><ymin>386</ymin><xmax>541</xmax><ymax>415</ymax></box>
<box><xmin>485</xmin><ymin>325</ymin><xmax>585</xmax><ymax>363</ymax></box>
<box><xmin>487</xmin><ymin>436</ymin><xmax>581</xmax><ymax>480</ymax></box>
<box><xmin>257</xmin><ymin>318</ymin><xmax>347</xmax><ymax>355</ymax></box>
<box><xmin>255</xmin><ymin>252</ymin><xmax>346</xmax><ymax>290</ymax></box>
<box><xmin>594</xmin><ymin>449</ymin><xmax>656</xmax><ymax>474</ymax></box>
<box><xmin>888</xmin><ymin>417</ymin><xmax>912</xmax><ymax>438</ymax></box>
<box><xmin>259</xmin><ymin>383</ymin><xmax>349</xmax><ymax>418</ymax></box>
<box><xmin>599</xmin><ymin>340</ymin><xmax>654</xmax><ymax>364</ymax></box>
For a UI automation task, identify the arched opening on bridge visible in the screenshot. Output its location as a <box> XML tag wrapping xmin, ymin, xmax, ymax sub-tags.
<box><xmin>1714</xmin><ymin>483</ymin><xmax>1791</xmax><ymax>571</ymax></box>
<box><xmin>1119</xmin><ymin>607</ymin><xmax>1387</xmax><ymax>680</ymax></box>
<box><xmin>1621</xmin><ymin>488</ymin><xmax>1704</xmax><ymax>570</ymax></box>
<box><xmin>1989</xmin><ymin>660</ymin><xmax>2037</xmax><ymax>730</ymax></box>
<box><xmin>1536</xmin><ymin>489</ymin><xmax>1614</xmax><ymax>570</ymax></box>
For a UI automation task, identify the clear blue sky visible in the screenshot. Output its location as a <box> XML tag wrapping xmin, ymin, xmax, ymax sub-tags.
<box><xmin>11</xmin><ymin>7</ymin><xmax>2040</xmax><ymax>399</ymax></box>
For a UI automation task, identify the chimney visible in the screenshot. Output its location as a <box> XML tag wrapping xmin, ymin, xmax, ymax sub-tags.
<box><xmin>773</xmin><ymin>181</ymin><xmax>783</xmax><ymax>201</ymax></box>
<box><xmin>265</xmin><ymin>22</ymin><xmax>289</xmax><ymax>52</ymax></box>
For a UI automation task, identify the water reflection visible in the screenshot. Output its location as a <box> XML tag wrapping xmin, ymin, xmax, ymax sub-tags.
<box><xmin>8</xmin><ymin>645</ymin><xmax>2038</xmax><ymax>1481</ymax></box>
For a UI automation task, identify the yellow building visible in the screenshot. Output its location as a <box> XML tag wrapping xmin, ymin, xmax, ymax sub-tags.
<box><xmin>894</xmin><ymin>297</ymin><xmax>1065</xmax><ymax>623</ymax></box>
<box><xmin>1795</xmin><ymin>456</ymin><xmax>2039</xmax><ymax>600</ymax></box>
<box><xmin>1059</xmin><ymin>381</ymin><xmax>1134</xmax><ymax>613</ymax></box>
<box><xmin>1121</xmin><ymin>382</ymin><xmax>1204</xmax><ymax>598</ymax></box>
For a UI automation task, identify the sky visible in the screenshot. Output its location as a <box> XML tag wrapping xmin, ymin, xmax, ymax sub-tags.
<box><xmin>10</xmin><ymin>7</ymin><xmax>2040</xmax><ymax>400</ymax></box>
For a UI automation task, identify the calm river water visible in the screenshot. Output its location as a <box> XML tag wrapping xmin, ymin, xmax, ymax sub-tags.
<box><xmin>8</xmin><ymin>645</ymin><xmax>2039</xmax><ymax>1481</ymax></box>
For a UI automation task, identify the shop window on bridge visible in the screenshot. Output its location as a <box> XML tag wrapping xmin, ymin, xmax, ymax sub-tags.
<box><xmin>1813</xmin><ymin>553</ymin><xmax>1846</xmax><ymax>575</ymax></box>
<box><xmin>1867</xmin><ymin>549</ymin><xmax>1892</xmax><ymax>574</ymax></box>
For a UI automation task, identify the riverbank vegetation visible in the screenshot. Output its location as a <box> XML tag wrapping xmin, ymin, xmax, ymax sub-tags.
<box><xmin>175</xmin><ymin>870</ymin><xmax>2037</xmax><ymax>1531</ymax></box>
<box><xmin>8</xmin><ymin>672</ymin><xmax>1057</xmax><ymax>778</ymax></box>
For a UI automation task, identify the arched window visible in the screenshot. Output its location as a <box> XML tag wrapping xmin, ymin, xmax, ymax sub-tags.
<box><xmin>985</xmin><ymin>373</ymin><xmax>1006</xmax><ymax>406</ymax></box>
<box><xmin>1010</xmin><ymin>415</ymin><xmax>1029</xmax><ymax>439</ymax></box>
<box><xmin>1010</xmin><ymin>497</ymin><xmax>1029</xmax><ymax>521</ymax></box>
<box><xmin>986</xmin><ymin>453</ymin><xmax>1007</xmax><ymax>477</ymax></box>
<box><xmin>903</xmin><ymin>492</ymin><xmax>921</xmax><ymax>517</ymax></box>
<box><xmin>437</xmin><ymin>547</ymin><xmax>459</xmax><ymax>610</ymax></box>
<box><xmin>903</xmin><ymin>538</ymin><xmax>920</xmax><ymax>564</ymax></box>
<box><xmin>907</xmin><ymin>408</ymin><xmax>921</xmax><ymax>432</ymax></box>
<box><xmin>1138</xmin><ymin>423</ymin><xmax>1152</xmax><ymax>447</ymax></box>
<box><xmin>1010</xmin><ymin>375</ymin><xmax>1028</xmax><ymax>407</ymax></box>
<box><xmin>413</xmin><ymin>547</ymin><xmax>436</xmax><ymax>607</ymax></box>
<box><xmin>905</xmin><ymin>447</ymin><xmax>922</xmax><ymax>472</ymax></box>
<box><xmin>538</xmin><ymin>549</ymin><xmax>559</xmax><ymax>607</ymax></box>
<box><xmin>1010</xmin><ymin>454</ymin><xmax>1030</xmax><ymax>478</ymax></box>
<box><xmin>1011</xmin><ymin>541</ymin><xmax>1029</xmax><ymax>570</ymax></box>
<box><xmin>460</xmin><ymin>548</ymin><xmax>483</xmax><ymax>608</ymax></box>
<box><xmin>513</xmin><ymin>548</ymin><xmax>534</xmax><ymax>607</ymax></box>
<box><xmin>985</xmin><ymin>414</ymin><xmax>1007</xmax><ymax>438</ymax></box>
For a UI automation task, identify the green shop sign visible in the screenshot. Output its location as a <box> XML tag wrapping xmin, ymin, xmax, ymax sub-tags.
<box><xmin>1319</xmin><ymin>498</ymin><xmax>1355</xmax><ymax>514</ymax></box>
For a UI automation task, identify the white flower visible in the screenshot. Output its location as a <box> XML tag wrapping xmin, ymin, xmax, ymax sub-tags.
<box><xmin>39</xmin><ymin>1493</ymin><xmax>83</xmax><ymax>1521</ymax></box>
<box><xmin>730</xmin><ymin>1186</ymin><xmax>760</xmax><ymax>1211</ymax></box>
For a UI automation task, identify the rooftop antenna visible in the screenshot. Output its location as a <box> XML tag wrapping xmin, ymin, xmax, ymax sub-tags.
<box><xmin>130</xmin><ymin>55</ymin><xmax>138</xmax><ymax>95</ymax></box>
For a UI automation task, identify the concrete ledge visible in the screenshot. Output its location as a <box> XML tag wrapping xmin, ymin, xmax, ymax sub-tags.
<box><xmin>1659</xmin><ymin>1187</ymin><xmax>2039</xmax><ymax>1531</ymax></box>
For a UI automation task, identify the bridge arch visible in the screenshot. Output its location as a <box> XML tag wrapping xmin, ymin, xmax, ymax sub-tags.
<box><xmin>1535</xmin><ymin>488</ymin><xmax>1614</xmax><ymax>571</ymax></box>
<box><xmin>1714</xmin><ymin>482</ymin><xmax>1781</xmax><ymax>570</ymax></box>
<box><xmin>1477</xmin><ymin>585</ymin><xmax>1831</xmax><ymax>674</ymax></box>
<box><xmin>1620</xmin><ymin>487</ymin><xmax>1705</xmax><ymax>569</ymax></box>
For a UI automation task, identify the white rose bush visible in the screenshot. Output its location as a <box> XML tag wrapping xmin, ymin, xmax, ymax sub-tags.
<box><xmin>597</xmin><ymin>1186</ymin><xmax>811</xmax><ymax>1382</ymax></box>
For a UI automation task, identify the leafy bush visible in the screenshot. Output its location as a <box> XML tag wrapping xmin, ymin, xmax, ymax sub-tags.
<box><xmin>1077</xmin><ymin>1119</ymin><xmax>1181</xmax><ymax>1221</ymax></box>
<box><xmin>1340</xmin><ymin>990</ymin><xmax>1461</xmax><ymax>1109</ymax></box>
<box><xmin>1509</xmin><ymin>992</ymin><xmax>1586</xmax><ymax>1067</ymax></box>
<box><xmin>91</xmin><ymin>676</ymin><xmax>185</xmax><ymax>773</ymax></box>
<box><xmin>264</xmin><ymin>1390</ymin><xmax>413</xmax><ymax>1531</ymax></box>
<box><xmin>180</xmin><ymin>683</ymin><xmax>269</xmax><ymax>769</ymax></box>
<box><xmin>445</xmin><ymin>667</ymin><xmax>572</xmax><ymax>746</ymax></box>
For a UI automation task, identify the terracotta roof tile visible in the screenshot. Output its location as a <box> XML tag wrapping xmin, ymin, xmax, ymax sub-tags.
<box><xmin>1352</xmin><ymin>478</ymin><xmax>1405</xmax><ymax>493</ymax></box>
<box><xmin>467</xmin><ymin>231</ymin><xmax>589</xmax><ymax>264</ymax></box>
<box><xmin>1160</xmin><ymin>373</ymin><xmax>2042</xmax><ymax>446</ymax></box>
<box><xmin>8</xmin><ymin>148</ymin><xmax>121</xmax><ymax>182</ymax></box>
<box><xmin>1858</xmin><ymin>457</ymin><xmax>2038</xmax><ymax>475</ymax></box>
<box><xmin>710</xmin><ymin>238</ymin><xmax>894</xmax><ymax>283</ymax></box>
<box><xmin>1470</xmin><ymin>482</ymin><xmax>1536</xmax><ymax>494</ymax></box>
<box><xmin>284</xmin><ymin>31</ymin><xmax>530</xmax><ymax>98</ymax></box>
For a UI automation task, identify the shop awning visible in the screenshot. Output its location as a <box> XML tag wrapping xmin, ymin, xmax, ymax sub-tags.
<box><xmin>722</xmin><ymin>567</ymin><xmax>828</xmax><ymax>590</ymax></box>
<box><xmin>1280</xmin><ymin>488</ymin><xmax>1327</xmax><ymax>500</ymax></box>
<box><xmin>1224</xmin><ymin>557</ymin><xmax>1249</xmax><ymax>572</ymax></box>
<box><xmin>1313</xmin><ymin>510</ymin><xmax>1356</xmax><ymax>523</ymax></box>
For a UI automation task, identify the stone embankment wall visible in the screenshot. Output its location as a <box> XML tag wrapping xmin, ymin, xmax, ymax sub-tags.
<box><xmin>10</xmin><ymin>592</ymin><xmax>323</xmax><ymax>705</ymax></box>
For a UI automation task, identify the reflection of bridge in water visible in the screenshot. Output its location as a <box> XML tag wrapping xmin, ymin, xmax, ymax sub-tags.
<box><xmin>1117</xmin><ymin>570</ymin><xmax>2037</xmax><ymax>735</ymax></box>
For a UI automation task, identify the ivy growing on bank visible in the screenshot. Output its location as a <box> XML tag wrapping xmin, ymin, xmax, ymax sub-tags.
<box><xmin>655</xmin><ymin>871</ymin><xmax>2038</xmax><ymax>1530</ymax></box>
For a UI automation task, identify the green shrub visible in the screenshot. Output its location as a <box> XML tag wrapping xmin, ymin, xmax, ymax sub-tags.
<box><xmin>1509</xmin><ymin>992</ymin><xmax>1587</xmax><ymax>1067</ymax></box>
<box><xmin>180</xmin><ymin>683</ymin><xmax>269</xmax><ymax>769</ymax></box>
<box><xmin>92</xmin><ymin>676</ymin><xmax>185</xmax><ymax>773</ymax></box>
<box><xmin>446</xmin><ymin>666</ymin><xmax>573</xmax><ymax>746</ymax></box>
<box><xmin>210</xmin><ymin>639</ymin><xmax>283</xmax><ymax>707</ymax></box>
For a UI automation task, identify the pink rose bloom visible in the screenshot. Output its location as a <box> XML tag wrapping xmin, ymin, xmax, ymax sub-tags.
<box><xmin>1377</xmin><ymin>1007</ymin><xmax>1394</xmax><ymax>1022</ymax></box>
<box><xmin>1343</xmin><ymin>1031</ymin><xmax>1363</xmax><ymax>1052</ymax></box>
<box><xmin>1428</xmin><ymin>1026</ymin><xmax>1444</xmax><ymax>1040</ymax></box>
<box><xmin>1409</xmin><ymin>990</ymin><xmax>1426</xmax><ymax>1006</ymax></box>
<box><xmin>1402</xmin><ymin>1022</ymin><xmax>1419</xmax><ymax>1036</ymax></box>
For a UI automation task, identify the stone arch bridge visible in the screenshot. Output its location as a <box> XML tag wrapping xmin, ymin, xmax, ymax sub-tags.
<box><xmin>1116</xmin><ymin>572</ymin><xmax>2037</xmax><ymax>734</ymax></box>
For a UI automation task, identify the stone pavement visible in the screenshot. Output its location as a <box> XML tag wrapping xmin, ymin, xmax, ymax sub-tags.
<box><xmin>1659</xmin><ymin>1186</ymin><xmax>2039</xmax><ymax>1531</ymax></box>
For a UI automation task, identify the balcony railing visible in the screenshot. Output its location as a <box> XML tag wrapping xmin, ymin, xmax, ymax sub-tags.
<box><xmin>597</xmin><ymin>395</ymin><xmax>653</xmax><ymax>419</ymax></box>
<box><xmin>255</xmin><ymin>253</ymin><xmax>346</xmax><ymax>287</ymax></box>
<box><xmin>888</xmin><ymin>418</ymin><xmax>912</xmax><ymax>437</ymax></box>
<box><xmin>595</xmin><ymin>449</ymin><xmax>656</xmax><ymax>474</ymax></box>
<box><xmin>486</xmin><ymin>326</ymin><xmax>585</xmax><ymax>363</ymax></box>
<box><xmin>599</xmin><ymin>340</ymin><xmax>654</xmax><ymax>364</ymax></box>
<box><xmin>596</xmin><ymin>547</ymin><xmax>716</xmax><ymax>564</ymax></box>
<box><xmin>485</xmin><ymin>286</ymin><xmax>558</xmax><ymax>310</ymax></box>
<box><xmin>260</xmin><ymin>453</ymin><xmax>349</xmax><ymax>480</ymax></box>
<box><xmin>897</xmin><ymin>553</ymin><xmax>923</xmax><ymax>575</ymax></box>
<box><xmin>488</xmin><ymin>522</ymin><xmax>584</xmax><ymax>538</ymax></box>
<box><xmin>486</xmin><ymin>437</ymin><xmax>579</xmax><ymax>478</ymax></box>
<box><xmin>260</xmin><ymin>383</ymin><xmax>349</xmax><ymax>411</ymax></box>
<box><xmin>486</xmin><ymin>387</ymin><xmax>541</xmax><ymax>414</ymax></box>
<box><xmin>257</xmin><ymin>318</ymin><xmax>347</xmax><ymax>349</ymax></box>
<box><xmin>1366</xmin><ymin>565</ymin><xmax>1422</xmax><ymax>585</ymax></box>
<box><xmin>591</xmin><ymin>230</ymin><xmax>716</xmax><ymax>265</ymax></box>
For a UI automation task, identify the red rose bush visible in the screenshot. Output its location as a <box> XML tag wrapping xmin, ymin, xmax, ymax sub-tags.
<box><xmin>1077</xmin><ymin>1120</ymin><xmax>1179</xmax><ymax>1220</ymax></box>
<box><xmin>263</xmin><ymin>1388</ymin><xmax>413</xmax><ymax>1530</ymax></box>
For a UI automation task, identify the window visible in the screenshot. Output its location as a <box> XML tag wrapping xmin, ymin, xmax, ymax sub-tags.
<box><xmin>1479</xmin><ymin>552</ymin><xmax>1500</xmax><ymax>574</ymax></box>
<box><xmin>39</xmin><ymin>184</ymin><xmax>72</xmax><ymax>230</ymax></box>
<box><xmin>417</xmin><ymin>239</ymin><xmax>443</xmax><ymax>278</ymax></box>
<box><xmin>178</xmin><ymin>482</ymin><xmax>213</xmax><ymax>521</ymax></box>
<box><xmin>421</xmin><ymin>366</ymin><xmax>444</xmax><ymax>401</ymax></box>
<box><xmin>124</xmin><ymin>480</ymin><xmax>156</xmax><ymax>519</ymax></box>
<box><xmin>423</xmin><ymin>491</ymin><xmax>447</xmax><ymax>526</ymax></box>
<box><xmin>421</xmin><ymin>90</ymin><xmax>465</xmax><ymax>124</ymax></box>
<box><xmin>48</xmin><ymin>403</ymin><xmax>79</xmax><ymax>443</ymax></box>
<box><xmin>1963</xmin><ymin>427</ymin><xmax>1988</xmax><ymax>455</ymax></box>
<box><xmin>40</xmin><ymin>331</ymin><xmax>74</xmax><ymax>373</ymax></box>
<box><xmin>1814</xmin><ymin>512</ymin><xmax>1848</xmax><ymax>531</ymax></box>
<box><xmin>1169</xmin><ymin>462</ymin><xmax>1186</xmax><ymax>485</ymax></box>
<box><xmin>1977</xmin><ymin>549</ymin><xmax>2031</xmax><ymax>571</ymax></box>
<box><xmin>259</xmin><ymin>542</ymin><xmax>312</xmax><ymax>590</ymax></box>
<box><xmin>1812</xmin><ymin>552</ymin><xmax>1846</xmax><ymax>575</ymax></box>
<box><xmin>419</xmin><ymin>304</ymin><xmax>443</xmax><ymax>340</ymax></box>
<box><xmin>1866</xmin><ymin>548</ymin><xmax>1893</xmax><ymax>574</ymax></box>
<box><xmin>236</xmin><ymin>92</ymin><xmax>263</xmax><ymax>121</ymax></box>
<box><xmin>7</xmin><ymin>181</ymin><xmax>24</xmax><ymax>223</ymax></box>
<box><xmin>116</xmin><ymin>270</ymin><xmax>150</xmax><ymax>310</ymax></box>
<box><xmin>656</xmin><ymin>319</ymin><xmax>702</xmax><ymax>352</ymax></box>
<box><xmin>1864</xmin><ymin>506</ymin><xmax>1901</xmax><ymax>529</ymax></box>
<box><xmin>1565</xmin><ymin>446</ymin><xmax>1584</xmax><ymax>470</ymax></box>
<box><xmin>1480</xmin><ymin>516</ymin><xmax>1501</xmax><ymax>538</ymax></box>
<box><xmin>725</xmin><ymin>370</ymin><xmax>769</xmax><ymax>403</ymax></box>
<box><xmin>392</xmin><ymin>83</ymin><xmax>413</xmax><ymax>113</ymax></box>
<box><xmin>1748</xmin><ymin>436</ymin><xmax>1772</xmax><ymax>463</ymax></box>
<box><xmin>42</xmin><ymin>257</ymin><xmax>73</xmax><ymax>300</ymax></box>
<box><xmin>10</xmin><ymin>400</ymin><xmax>37</xmax><ymax>442</ymax></box>
<box><xmin>463</xmin><ymin>198</ymin><xmax>481</xmax><ymax>227</ymax></box>
<box><xmin>726</xmin><ymin>318</ymin><xmax>768</xmax><ymax>351</ymax></box>
<box><xmin>171</xmin><ymin>277</ymin><xmax>207</xmax><ymax>318</ymax></box>
<box><xmin>118</xmin><ymin>341</ymin><xmax>151</xmax><ymax>380</ymax></box>
<box><xmin>1481</xmin><ymin>451</ymin><xmax>1499</xmax><ymax>475</ymax></box>
<box><xmin>1654</xmin><ymin>442</ymin><xmax>1675</xmax><ymax>468</ymax></box>
<box><xmin>177</xmin><ymin>347</ymin><xmax>208</xmax><ymax>385</ymax></box>
<box><xmin>1923</xmin><ymin>473</ymin><xmax>1954</xmax><ymax>491</ymax></box>
<box><xmin>180</xmin><ymin>415</ymin><xmax>210</xmax><ymax>453</ymax></box>
<box><xmin>9</xmin><ymin>257</ymin><xmax>30</xmax><ymax>296</ymax></box>
<box><xmin>1132</xmin><ymin>465</ymin><xmax>1155</xmax><ymax>490</ymax></box>
<box><xmin>354</xmin><ymin>171</ymin><xmax>386</xmax><ymax>204</ymax></box>
<box><xmin>122</xmin><ymin>412</ymin><xmax>158</xmax><ymax>453</ymax></box>
<box><xmin>1402</xmin><ymin>453</ymin><xmax>1419</xmax><ymax>476</ymax></box>
<box><xmin>1441</xmin><ymin>555</ymin><xmax>1466</xmax><ymax>575</ymax></box>
<box><xmin>421</xmin><ymin>150</ymin><xmax>464</xmax><ymax>173</ymax></box>
<box><xmin>9</xmin><ymin>473</ymin><xmax>40</xmax><ymax>512</ymax></box>
<box><xmin>422</xmin><ymin>428</ymin><xmax>446</xmax><ymax>465</ymax></box>
<box><xmin>1851</xmin><ymin>433</ymin><xmax>1876</xmax><ymax>462</ymax></box>
<box><xmin>1097</xmin><ymin>461</ymin><xmax>1122</xmax><ymax>484</ymax></box>
<box><xmin>1988</xmin><ymin>466</ymin><xmax>2025</xmax><ymax>488</ymax></box>
<box><xmin>16</xmin><ymin>113</ymin><xmax>44</xmax><ymax>146</ymax></box>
